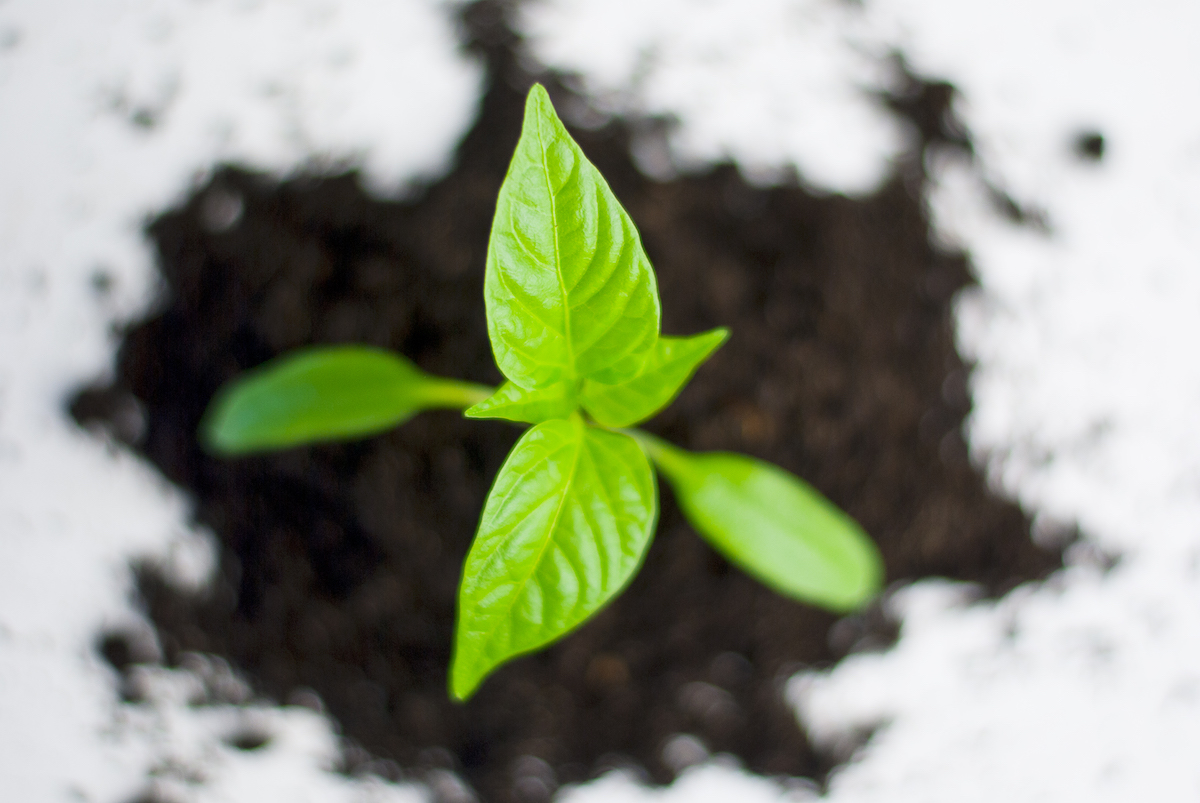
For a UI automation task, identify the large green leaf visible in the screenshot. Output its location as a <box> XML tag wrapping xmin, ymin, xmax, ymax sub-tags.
<box><xmin>201</xmin><ymin>346</ymin><xmax>492</xmax><ymax>454</ymax></box>
<box><xmin>635</xmin><ymin>434</ymin><xmax>882</xmax><ymax>612</ymax></box>
<box><xmin>464</xmin><ymin>380</ymin><xmax>577</xmax><ymax>424</ymax></box>
<box><xmin>485</xmin><ymin>84</ymin><xmax>661</xmax><ymax>390</ymax></box>
<box><xmin>581</xmin><ymin>328</ymin><xmax>729</xmax><ymax>428</ymax></box>
<box><xmin>451</xmin><ymin>417</ymin><xmax>657</xmax><ymax>699</ymax></box>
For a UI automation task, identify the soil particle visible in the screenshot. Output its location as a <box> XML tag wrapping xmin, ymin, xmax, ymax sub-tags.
<box><xmin>73</xmin><ymin>3</ymin><xmax>1060</xmax><ymax>800</ymax></box>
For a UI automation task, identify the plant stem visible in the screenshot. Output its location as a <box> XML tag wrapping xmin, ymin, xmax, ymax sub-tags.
<box><xmin>617</xmin><ymin>427</ymin><xmax>691</xmax><ymax>477</ymax></box>
<box><xmin>423</xmin><ymin>379</ymin><xmax>496</xmax><ymax>410</ymax></box>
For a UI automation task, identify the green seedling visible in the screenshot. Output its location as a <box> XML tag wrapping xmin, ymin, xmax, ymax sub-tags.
<box><xmin>202</xmin><ymin>84</ymin><xmax>884</xmax><ymax>700</ymax></box>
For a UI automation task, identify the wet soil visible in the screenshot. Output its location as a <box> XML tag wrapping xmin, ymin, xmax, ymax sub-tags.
<box><xmin>72</xmin><ymin>3</ymin><xmax>1060</xmax><ymax>801</ymax></box>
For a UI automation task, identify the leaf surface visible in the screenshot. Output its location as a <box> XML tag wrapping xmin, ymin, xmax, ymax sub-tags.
<box><xmin>637</xmin><ymin>434</ymin><xmax>882</xmax><ymax>612</ymax></box>
<box><xmin>485</xmin><ymin>84</ymin><xmax>660</xmax><ymax>389</ymax></box>
<box><xmin>581</xmin><ymin>328</ymin><xmax>728</xmax><ymax>427</ymax></box>
<box><xmin>201</xmin><ymin>346</ymin><xmax>491</xmax><ymax>454</ymax></box>
<box><xmin>452</xmin><ymin>417</ymin><xmax>656</xmax><ymax>699</ymax></box>
<box><xmin>465</xmin><ymin>380</ymin><xmax>577</xmax><ymax>424</ymax></box>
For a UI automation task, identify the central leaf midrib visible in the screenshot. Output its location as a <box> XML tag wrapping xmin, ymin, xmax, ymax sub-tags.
<box><xmin>487</xmin><ymin>423</ymin><xmax>584</xmax><ymax>655</ymax></box>
<box><xmin>537</xmin><ymin>107</ymin><xmax>576</xmax><ymax>380</ymax></box>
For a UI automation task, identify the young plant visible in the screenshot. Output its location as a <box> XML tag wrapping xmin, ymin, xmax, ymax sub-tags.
<box><xmin>202</xmin><ymin>84</ymin><xmax>883</xmax><ymax>700</ymax></box>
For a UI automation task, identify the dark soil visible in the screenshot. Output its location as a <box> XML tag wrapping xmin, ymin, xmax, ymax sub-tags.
<box><xmin>72</xmin><ymin>3</ymin><xmax>1060</xmax><ymax>801</ymax></box>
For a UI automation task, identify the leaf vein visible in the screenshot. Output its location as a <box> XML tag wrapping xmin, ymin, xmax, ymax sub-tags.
<box><xmin>494</xmin><ymin>262</ymin><xmax>565</xmax><ymax>339</ymax></box>
<box><xmin>479</xmin><ymin>423</ymin><xmax>584</xmax><ymax>658</ymax></box>
<box><xmin>536</xmin><ymin>104</ymin><xmax>575</xmax><ymax>378</ymax></box>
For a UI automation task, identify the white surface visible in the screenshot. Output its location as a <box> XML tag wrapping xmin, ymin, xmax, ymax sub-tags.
<box><xmin>3</xmin><ymin>0</ymin><xmax>1200</xmax><ymax>800</ymax></box>
<box><xmin>790</xmin><ymin>1</ymin><xmax>1200</xmax><ymax>799</ymax></box>
<box><xmin>0</xmin><ymin>0</ymin><xmax>475</xmax><ymax>800</ymax></box>
<box><xmin>521</xmin><ymin>0</ymin><xmax>904</xmax><ymax>192</ymax></box>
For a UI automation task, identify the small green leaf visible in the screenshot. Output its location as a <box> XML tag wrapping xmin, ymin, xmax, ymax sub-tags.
<box><xmin>201</xmin><ymin>346</ymin><xmax>492</xmax><ymax>455</ymax></box>
<box><xmin>451</xmin><ymin>417</ymin><xmax>657</xmax><ymax>699</ymax></box>
<box><xmin>485</xmin><ymin>84</ymin><xmax>661</xmax><ymax>390</ymax></box>
<box><xmin>581</xmin><ymin>328</ymin><xmax>729</xmax><ymax>428</ymax></box>
<box><xmin>465</xmin><ymin>380</ymin><xmax>577</xmax><ymax>424</ymax></box>
<box><xmin>635</xmin><ymin>434</ymin><xmax>882</xmax><ymax>612</ymax></box>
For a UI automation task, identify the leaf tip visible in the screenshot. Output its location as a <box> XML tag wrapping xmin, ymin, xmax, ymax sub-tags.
<box><xmin>694</xmin><ymin>326</ymin><xmax>731</xmax><ymax>364</ymax></box>
<box><xmin>808</xmin><ymin>528</ymin><xmax>886</xmax><ymax>613</ymax></box>
<box><xmin>198</xmin><ymin>387</ymin><xmax>252</xmax><ymax>456</ymax></box>
<box><xmin>200</xmin><ymin>429</ymin><xmax>236</xmax><ymax>457</ymax></box>
<box><xmin>855</xmin><ymin>546</ymin><xmax>887</xmax><ymax>607</ymax></box>
<box><xmin>526</xmin><ymin>82</ymin><xmax>551</xmax><ymax>109</ymax></box>
<box><xmin>448</xmin><ymin>675</ymin><xmax>474</xmax><ymax>703</ymax></box>
<box><xmin>523</xmin><ymin>83</ymin><xmax>555</xmax><ymax>128</ymax></box>
<box><xmin>523</xmin><ymin>83</ymin><xmax>569</xmax><ymax>141</ymax></box>
<box><xmin>448</xmin><ymin>647</ymin><xmax>488</xmax><ymax>702</ymax></box>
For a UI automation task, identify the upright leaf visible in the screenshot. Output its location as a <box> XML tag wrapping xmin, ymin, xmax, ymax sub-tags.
<box><xmin>451</xmin><ymin>417</ymin><xmax>657</xmax><ymax>699</ymax></box>
<box><xmin>485</xmin><ymin>84</ymin><xmax>661</xmax><ymax>390</ymax></box>
<box><xmin>201</xmin><ymin>346</ymin><xmax>492</xmax><ymax>454</ymax></box>
<box><xmin>465</xmin><ymin>380</ymin><xmax>577</xmax><ymax>425</ymax></box>
<box><xmin>635</xmin><ymin>434</ymin><xmax>882</xmax><ymax>612</ymax></box>
<box><xmin>581</xmin><ymin>328</ymin><xmax>729</xmax><ymax>428</ymax></box>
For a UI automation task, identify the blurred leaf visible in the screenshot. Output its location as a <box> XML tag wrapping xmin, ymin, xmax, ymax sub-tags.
<box><xmin>637</xmin><ymin>434</ymin><xmax>882</xmax><ymax>612</ymax></box>
<box><xmin>201</xmin><ymin>346</ymin><xmax>491</xmax><ymax>454</ymax></box>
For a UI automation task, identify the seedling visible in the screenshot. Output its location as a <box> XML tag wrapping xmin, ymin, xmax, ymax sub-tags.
<box><xmin>202</xmin><ymin>85</ymin><xmax>883</xmax><ymax>700</ymax></box>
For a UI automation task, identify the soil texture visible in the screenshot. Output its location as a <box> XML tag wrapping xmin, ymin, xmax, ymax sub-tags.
<box><xmin>73</xmin><ymin>4</ymin><xmax>1060</xmax><ymax>801</ymax></box>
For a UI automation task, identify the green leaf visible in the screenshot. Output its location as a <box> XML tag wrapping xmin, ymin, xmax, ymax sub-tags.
<box><xmin>201</xmin><ymin>346</ymin><xmax>492</xmax><ymax>455</ymax></box>
<box><xmin>485</xmin><ymin>84</ymin><xmax>661</xmax><ymax>390</ymax></box>
<box><xmin>465</xmin><ymin>380</ymin><xmax>577</xmax><ymax>424</ymax></box>
<box><xmin>451</xmin><ymin>417</ymin><xmax>657</xmax><ymax>699</ymax></box>
<box><xmin>635</xmin><ymin>434</ymin><xmax>882</xmax><ymax>612</ymax></box>
<box><xmin>581</xmin><ymin>328</ymin><xmax>729</xmax><ymax>428</ymax></box>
